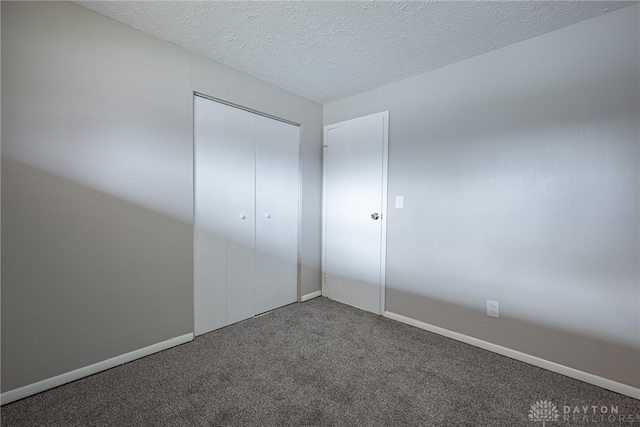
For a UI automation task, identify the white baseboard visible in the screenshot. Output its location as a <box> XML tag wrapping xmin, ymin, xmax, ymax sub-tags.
<box><xmin>1</xmin><ymin>332</ymin><xmax>194</xmax><ymax>405</ymax></box>
<box><xmin>384</xmin><ymin>311</ymin><xmax>640</xmax><ymax>400</ymax></box>
<box><xmin>301</xmin><ymin>290</ymin><xmax>322</xmax><ymax>302</ymax></box>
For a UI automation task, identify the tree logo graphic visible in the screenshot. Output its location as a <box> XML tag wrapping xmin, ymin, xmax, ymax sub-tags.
<box><xmin>528</xmin><ymin>400</ymin><xmax>560</xmax><ymax>426</ymax></box>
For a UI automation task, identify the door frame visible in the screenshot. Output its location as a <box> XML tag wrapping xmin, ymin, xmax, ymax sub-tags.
<box><xmin>321</xmin><ymin>111</ymin><xmax>389</xmax><ymax>314</ymax></box>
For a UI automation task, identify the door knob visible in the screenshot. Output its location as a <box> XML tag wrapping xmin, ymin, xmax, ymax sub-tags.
<box><xmin>239</xmin><ymin>214</ymin><xmax>246</xmax><ymax>220</ymax></box>
<box><xmin>265</xmin><ymin>214</ymin><xmax>271</xmax><ymax>219</ymax></box>
<box><xmin>371</xmin><ymin>213</ymin><xmax>380</xmax><ymax>220</ymax></box>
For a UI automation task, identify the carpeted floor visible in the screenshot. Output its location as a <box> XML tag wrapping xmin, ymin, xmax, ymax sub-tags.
<box><xmin>1</xmin><ymin>297</ymin><xmax>639</xmax><ymax>426</ymax></box>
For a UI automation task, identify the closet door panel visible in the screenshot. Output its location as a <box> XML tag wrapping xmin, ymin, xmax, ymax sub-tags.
<box><xmin>276</xmin><ymin>122</ymin><xmax>300</xmax><ymax>307</ymax></box>
<box><xmin>195</xmin><ymin>95</ymin><xmax>299</xmax><ymax>333</ymax></box>
<box><xmin>194</xmin><ymin>97</ymin><xmax>228</xmax><ymax>335</ymax></box>
<box><xmin>255</xmin><ymin>116</ymin><xmax>283</xmax><ymax>314</ymax></box>
<box><xmin>255</xmin><ymin>116</ymin><xmax>299</xmax><ymax>314</ymax></box>
<box><xmin>226</xmin><ymin>107</ymin><xmax>256</xmax><ymax>325</ymax></box>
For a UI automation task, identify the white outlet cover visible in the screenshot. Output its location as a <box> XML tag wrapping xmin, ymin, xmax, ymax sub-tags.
<box><xmin>487</xmin><ymin>300</ymin><xmax>499</xmax><ymax>318</ymax></box>
<box><xmin>395</xmin><ymin>195</ymin><xmax>404</xmax><ymax>209</ymax></box>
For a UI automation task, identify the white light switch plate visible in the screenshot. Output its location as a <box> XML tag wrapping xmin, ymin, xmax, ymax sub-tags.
<box><xmin>395</xmin><ymin>196</ymin><xmax>404</xmax><ymax>209</ymax></box>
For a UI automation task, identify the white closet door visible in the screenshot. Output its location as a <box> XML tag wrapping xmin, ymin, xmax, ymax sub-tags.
<box><xmin>225</xmin><ymin>107</ymin><xmax>256</xmax><ymax>325</ymax></box>
<box><xmin>255</xmin><ymin>116</ymin><xmax>299</xmax><ymax>314</ymax></box>
<box><xmin>275</xmin><ymin>121</ymin><xmax>300</xmax><ymax>309</ymax></box>
<box><xmin>194</xmin><ymin>95</ymin><xmax>299</xmax><ymax>336</ymax></box>
<box><xmin>194</xmin><ymin>97</ymin><xmax>228</xmax><ymax>335</ymax></box>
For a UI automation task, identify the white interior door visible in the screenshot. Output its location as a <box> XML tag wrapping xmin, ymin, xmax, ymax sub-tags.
<box><xmin>194</xmin><ymin>98</ymin><xmax>256</xmax><ymax>334</ymax></box>
<box><xmin>255</xmin><ymin>115</ymin><xmax>299</xmax><ymax>314</ymax></box>
<box><xmin>194</xmin><ymin>97</ymin><xmax>228</xmax><ymax>335</ymax></box>
<box><xmin>225</xmin><ymin>106</ymin><xmax>256</xmax><ymax>325</ymax></box>
<box><xmin>323</xmin><ymin>112</ymin><xmax>389</xmax><ymax>314</ymax></box>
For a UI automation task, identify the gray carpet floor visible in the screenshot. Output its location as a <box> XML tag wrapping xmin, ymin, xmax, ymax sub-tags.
<box><xmin>2</xmin><ymin>297</ymin><xmax>639</xmax><ymax>426</ymax></box>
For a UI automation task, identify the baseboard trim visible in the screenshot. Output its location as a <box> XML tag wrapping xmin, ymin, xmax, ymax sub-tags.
<box><xmin>1</xmin><ymin>332</ymin><xmax>194</xmax><ymax>405</ymax></box>
<box><xmin>383</xmin><ymin>311</ymin><xmax>640</xmax><ymax>400</ymax></box>
<box><xmin>301</xmin><ymin>290</ymin><xmax>322</xmax><ymax>302</ymax></box>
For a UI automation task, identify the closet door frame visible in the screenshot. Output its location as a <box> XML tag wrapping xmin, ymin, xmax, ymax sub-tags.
<box><xmin>193</xmin><ymin>92</ymin><xmax>303</xmax><ymax>335</ymax></box>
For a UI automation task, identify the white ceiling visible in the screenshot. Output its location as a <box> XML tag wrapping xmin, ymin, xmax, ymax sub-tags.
<box><xmin>76</xmin><ymin>1</ymin><xmax>635</xmax><ymax>103</ymax></box>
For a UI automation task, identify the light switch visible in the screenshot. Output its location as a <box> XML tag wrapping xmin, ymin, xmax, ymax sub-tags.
<box><xmin>395</xmin><ymin>196</ymin><xmax>404</xmax><ymax>209</ymax></box>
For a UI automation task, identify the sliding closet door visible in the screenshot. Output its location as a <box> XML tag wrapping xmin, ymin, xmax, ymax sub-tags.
<box><xmin>255</xmin><ymin>116</ymin><xmax>299</xmax><ymax>314</ymax></box>
<box><xmin>194</xmin><ymin>97</ymin><xmax>228</xmax><ymax>335</ymax></box>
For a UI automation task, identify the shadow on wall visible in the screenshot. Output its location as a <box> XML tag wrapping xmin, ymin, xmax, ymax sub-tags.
<box><xmin>1</xmin><ymin>151</ymin><xmax>637</xmax><ymax>394</ymax></box>
<box><xmin>376</xmin><ymin>72</ymin><xmax>639</xmax><ymax>391</ymax></box>
<box><xmin>1</xmin><ymin>158</ymin><xmax>194</xmax><ymax>392</ymax></box>
<box><xmin>384</xmin><ymin>287</ymin><xmax>640</xmax><ymax>390</ymax></box>
<box><xmin>323</xmin><ymin>252</ymin><xmax>640</xmax><ymax>391</ymax></box>
<box><xmin>1</xmin><ymin>156</ymin><xmax>303</xmax><ymax>393</ymax></box>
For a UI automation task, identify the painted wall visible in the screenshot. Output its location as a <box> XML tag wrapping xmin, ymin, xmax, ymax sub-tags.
<box><xmin>324</xmin><ymin>5</ymin><xmax>639</xmax><ymax>387</ymax></box>
<box><xmin>1</xmin><ymin>1</ymin><xmax>322</xmax><ymax>393</ymax></box>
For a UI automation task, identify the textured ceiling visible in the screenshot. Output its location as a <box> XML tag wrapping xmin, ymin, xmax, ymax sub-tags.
<box><xmin>76</xmin><ymin>1</ymin><xmax>635</xmax><ymax>103</ymax></box>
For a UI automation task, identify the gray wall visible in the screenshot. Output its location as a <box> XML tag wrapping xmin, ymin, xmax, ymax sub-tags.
<box><xmin>324</xmin><ymin>5</ymin><xmax>639</xmax><ymax>387</ymax></box>
<box><xmin>1</xmin><ymin>1</ymin><xmax>322</xmax><ymax>392</ymax></box>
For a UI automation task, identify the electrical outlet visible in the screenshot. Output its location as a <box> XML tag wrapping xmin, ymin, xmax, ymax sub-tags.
<box><xmin>487</xmin><ymin>300</ymin><xmax>499</xmax><ymax>318</ymax></box>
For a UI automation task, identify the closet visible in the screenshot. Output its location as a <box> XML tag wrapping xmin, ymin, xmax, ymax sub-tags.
<box><xmin>194</xmin><ymin>95</ymin><xmax>299</xmax><ymax>336</ymax></box>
